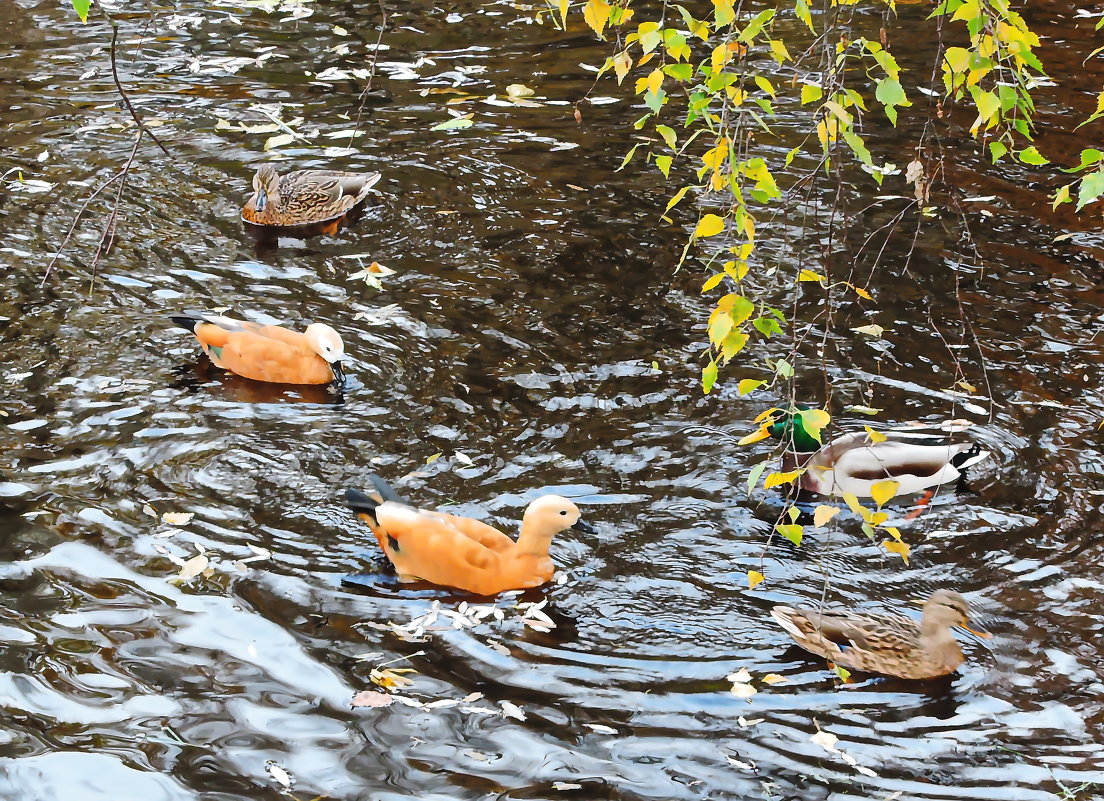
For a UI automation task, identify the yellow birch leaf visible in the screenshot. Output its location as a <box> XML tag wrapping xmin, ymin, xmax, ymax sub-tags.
<box><xmin>864</xmin><ymin>426</ymin><xmax>887</xmax><ymax>443</ymax></box>
<box><xmin>664</xmin><ymin>186</ymin><xmax>690</xmax><ymax>213</ymax></box>
<box><xmin>737</xmin><ymin>379</ymin><xmax>764</xmax><ymax>395</ymax></box>
<box><xmin>842</xmin><ymin>492</ymin><xmax>864</xmax><ymax>514</ymax></box>
<box><xmin>798</xmin><ymin>269</ymin><xmax>825</xmax><ymax>282</ymax></box>
<box><xmin>558</xmin><ymin>0</ymin><xmax>569</xmax><ymax>28</ymax></box>
<box><xmin>693</xmin><ymin>213</ymin><xmax>725</xmax><ymax>238</ymax></box>
<box><xmin>737</xmin><ymin>427</ymin><xmax>771</xmax><ymax>445</ymax></box>
<box><xmin>583</xmin><ymin>0</ymin><xmax>611</xmax><ymax>36</ymax></box>
<box><xmin>884</xmin><ymin>526</ymin><xmax>902</xmax><ymax>541</ymax></box>
<box><xmin>881</xmin><ymin>539</ymin><xmax>910</xmax><ymax>565</ymax></box>
<box><xmin>813</xmin><ymin>505</ymin><xmax>839</xmax><ymax>527</ymax></box>
<box><xmin>870</xmin><ymin>479</ymin><xmax>899</xmax><ymax>507</ymax></box>
<box><xmin>612</xmin><ymin>51</ymin><xmax>632</xmax><ymax>83</ymax></box>
<box><xmin>763</xmin><ymin>470</ymin><xmax>803</xmax><ymax>489</ymax></box>
<box><xmin>761</xmin><ymin>673</ymin><xmax>787</xmax><ymax>684</ymax></box>
<box><xmin>747</xmin><ymin>570</ymin><xmax>764</xmax><ymax>589</ymax></box>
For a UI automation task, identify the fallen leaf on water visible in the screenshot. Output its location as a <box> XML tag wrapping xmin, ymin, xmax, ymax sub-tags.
<box><xmin>840</xmin><ymin>751</ymin><xmax>878</xmax><ymax>777</ymax></box>
<box><xmin>737</xmin><ymin>716</ymin><xmax>764</xmax><ymax>727</ymax></box>
<box><xmin>730</xmin><ymin>683</ymin><xmax>757</xmax><ymax>700</ymax></box>
<box><xmin>552</xmin><ymin>782</ymin><xmax>582</xmax><ymax>791</ymax></box>
<box><xmin>370</xmin><ymin>667</ymin><xmax>416</xmax><ymax>689</ymax></box>
<box><xmin>726</xmin><ymin>756</ymin><xmax>755</xmax><ymax>770</ymax></box>
<box><xmin>760</xmin><ymin>673</ymin><xmax>787</xmax><ymax>685</ymax></box>
<box><xmin>506</xmin><ymin>83</ymin><xmax>535</xmax><ymax>98</ymax></box>
<box><xmin>265</xmin><ymin>761</ymin><xmax>293</xmax><ymax>789</ymax></box>
<box><xmin>161</xmin><ymin>512</ymin><xmax>193</xmax><ymax>526</ymax></box>
<box><xmin>810</xmin><ymin>729</ymin><xmax>839</xmax><ymax>753</ymax></box>
<box><xmin>352</xmin><ymin>690</ymin><xmax>394</xmax><ymax>708</ymax></box>
<box><xmin>585</xmin><ymin>724</ymin><xmax>617</xmax><ymax>734</ymax></box>
<box><xmin>747</xmin><ymin>570</ymin><xmax>764</xmax><ymax>590</ymax></box>
<box><xmin>852</xmin><ymin>324</ymin><xmax>885</xmax><ymax>337</ymax></box>
<box><xmin>172</xmin><ymin>551</ymin><xmax>209</xmax><ymax>584</ymax></box>
<box><xmin>263</xmin><ymin>133</ymin><xmax>295</xmax><ymax>151</ymax></box>
<box><xmin>500</xmin><ymin>700</ymin><xmax>526</xmax><ymax>720</ymax></box>
<box><xmin>142</xmin><ymin>504</ymin><xmax>157</xmax><ymax>518</ymax></box>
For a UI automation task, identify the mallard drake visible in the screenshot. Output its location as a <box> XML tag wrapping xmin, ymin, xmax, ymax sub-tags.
<box><xmin>241</xmin><ymin>166</ymin><xmax>381</xmax><ymax>228</ymax></box>
<box><xmin>772</xmin><ymin>589</ymin><xmax>987</xmax><ymax>679</ymax></box>
<box><xmin>760</xmin><ymin>407</ymin><xmax>989</xmax><ymax>498</ymax></box>
<box><xmin>345</xmin><ymin>476</ymin><xmax>595</xmax><ymax>596</ymax></box>
<box><xmin>169</xmin><ymin>312</ymin><xmax>345</xmax><ymax>386</ymax></box>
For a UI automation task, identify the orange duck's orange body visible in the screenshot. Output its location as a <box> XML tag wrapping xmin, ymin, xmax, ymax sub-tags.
<box><xmin>346</xmin><ymin>477</ymin><xmax>594</xmax><ymax>596</ymax></box>
<box><xmin>170</xmin><ymin>313</ymin><xmax>345</xmax><ymax>386</ymax></box>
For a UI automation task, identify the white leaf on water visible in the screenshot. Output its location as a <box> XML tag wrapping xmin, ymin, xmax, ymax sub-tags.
<box><xmin>453</xmin><ymin>451</ymin><xmax>474</xmax><ymax>466</ymax></box>
<box><xmin>173</xmin><ymin>552</ymin><xmax>209</xmax><ymax>584</ymax></box>
<box><xmin>265</xmin><ymin>761</ymin><xmax>293</xmax><ymax>789</ymax></box>
<box><xmin>584</xmin><ymin>724</ymin><xmax>617</xmax><ymax>734</ymax></box>
<box><xmin>552</xmin><ymin>783</ymin><xmax>582</xmax><ymax>791</ymax></box>
<box><xmin>727</xmin><ymin>668</ymin><xmax>752</xmax><ymax>684</ymax></box>
<box><xmin>726</xmin><ymin>756</ymin><xmax>755</xmax><ymax>771</ymax></box>
<box><xmin>810</xmin><ymin>729</ymin><xmax>839</xmax><ymax>753</ymax></box>
<box><xmin>161</xmin><ymin>512</ymin><xmax>193</xmax><ymax>526</ymax></box>
<box><xmin>500</xmin><ymin>700</ymin><xmax>526</xmax><ymax>721</ymax></box>
<box><xmin>730</xmin><ymin>683</ymin><xmax>757</xmax><ymax>700</ymax></box>
<box><xmin>36</xmin><ymin>150</ymin><xmax>49</xmax><ymax>162</ymax></box>
<box><xmin>263</xmin><ymin>133</ymin><xmax>296</xmax><ymax>151</ymax></box>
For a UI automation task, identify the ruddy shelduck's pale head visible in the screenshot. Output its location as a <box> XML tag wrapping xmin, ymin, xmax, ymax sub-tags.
<box><xmin>304</xmin><ymin>323</ymin><xmax>345</xmax><ymax>384</ymax></box>
<box><xmin>521</xmin><ymin>495</ymin><xmax>594</xmax><ymax>542</ymax></box>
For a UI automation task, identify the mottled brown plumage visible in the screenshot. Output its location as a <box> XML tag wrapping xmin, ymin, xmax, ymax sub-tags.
<box><xmin>241</xmin><ymin>165</ymin><xmax>381</xmax><ymax>227</ymax></box>
<box><xmin>772</xmin><ymin>590</ymin><xmax>985</xmax><ymax>679</ymax></box>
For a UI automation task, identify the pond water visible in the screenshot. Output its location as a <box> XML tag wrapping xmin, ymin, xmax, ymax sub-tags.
<box><xmin>1</xmin><ymin>0</ymin><xmax>1102</xmax><ymax>799</ymax></box>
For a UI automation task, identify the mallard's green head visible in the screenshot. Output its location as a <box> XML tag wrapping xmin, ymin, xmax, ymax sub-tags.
<box><xmin>766</xmin><ymin>405</ymin><xmax>827</xmax><ymax>453</ymax></box>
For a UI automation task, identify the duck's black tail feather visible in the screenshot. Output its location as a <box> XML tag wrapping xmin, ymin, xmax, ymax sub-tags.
<box><xmin>950</xmin><ymin>442</ymin><xmax>986</xmax><ymax>470</ymax></box>
<box><xmin>366</xmin><ymin>473</ymin><xmax>406</xmax><ymax>504</ymax></box>
<box><xmin>169</xmin><ymin>314</ymin><xmax>202</xmax><ymax>333</ymax></box>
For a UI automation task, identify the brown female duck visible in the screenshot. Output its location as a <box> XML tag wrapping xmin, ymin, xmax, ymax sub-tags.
<box><xmin>772</xmin><ymin>590</ymin><xmax>988</xmax><ymax>679</ymax></box>
<box><xmin>242</xmin><ymin>165</ymin><xmax>381</xmax><ymax>229</ymax></box>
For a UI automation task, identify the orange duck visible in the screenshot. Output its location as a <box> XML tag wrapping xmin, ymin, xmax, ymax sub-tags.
<box><xmin>241</xmin><ymin>165</ymin><xmax>381</xmax><ymax>232</ymax></box>
<box><xmin>169</xmin><ymin>312</ymin><xmax>346</xmax><ymax>386</ymax></box>
<box><xmin>345</xmin><ymin>476</ymin><xmax>595</xmax><ymax>596</ymax></box>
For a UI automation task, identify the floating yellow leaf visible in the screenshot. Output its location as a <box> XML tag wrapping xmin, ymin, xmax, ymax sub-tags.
<box><xmin>370</xmin><ymin>667</ymin><xmax>416</xmax><ymax>689</ymax></box>
<box><xmin>761</xmin><ymin>673</ymin><xmax>787</xmax><ymax>684</ymax></box>
<box><xmin>852</xmin><ymin>324</ymin><xmax>885</xmax><ymax>337</ymax></box>
<box><xmin>747</xmin><ymin>570</ymin><xmax>764</xmax><ymax>590</ymax></box>
<box><xmin>813</xmin><ymin>505</ymin><xmax>839</xmax><ymax>527</ymax></box>
<box><xmin>763</xmin><ymin>470</ymin><xmax>802</xmax><ymax>489</ymax></box>
<box><xmin>693</xmin><ymin>213</ymin><xmax>725</xmax><ymax>239</ymax></box>
<box><xmin>863</xmin><ymin>425</ymin><xmax>887</xmax><ymax>443</ymax></box>
<box><xmin>737</xmin><ymin>427</ymin><xmax>770</xmax><ymax>445</ymax></box>
<box><xmin>881</xmin><ymin>539</ymin><xmax>910</xmax><ymax>565</ymax></box>
<box><xmin>870</xmin><ymin>479</ymin><xmax>899</xmax><ymax>507</ymax></box>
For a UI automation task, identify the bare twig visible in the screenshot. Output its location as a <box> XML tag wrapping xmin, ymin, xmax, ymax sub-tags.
<box><xmin>39</xmin><ymin>171</ymin><xmax>124</xmax><ymax>286</ymax></box>
<box><xmin>107</xmin><ymin>17</ymin><xmax>170</xmax><ymax>156</ymax></box>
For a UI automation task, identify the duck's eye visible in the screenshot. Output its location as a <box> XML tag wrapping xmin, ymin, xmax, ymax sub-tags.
<box><xmin>559</xmin><ymin>510</ymin><xmax>568</xmax><ymax>516</ymax></box>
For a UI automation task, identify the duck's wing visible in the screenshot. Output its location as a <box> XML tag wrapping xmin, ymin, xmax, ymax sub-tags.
<box><xmin>773</xmin><ymin>606</ymin><xmax>920</xmax><ymax>664</ymax></box>
<box><xmin>283</xmin><ymin>171</ymin><xmax>380</xmax><ymax>218</ymax></box>
<box><xmin>418</xmin><ymin>510</ymin><xmax>516</xmax><ymax>552</ymax></box>
<box><xmin>373</xmin><ymin>502</ymin><xmax>518</xmax><ymax>593</ymax></box>
<box><xmin>830</xmin><ymin>440</ymin><xmax>980</xmax><ymax>495</ymax></box>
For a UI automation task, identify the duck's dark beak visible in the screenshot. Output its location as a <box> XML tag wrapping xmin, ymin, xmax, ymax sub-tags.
<box><xmin>255</xmin><ymin>188</ymin><xmax>267</xmax><ymax>213</ymax></box>
<box><xmin>330</xmin><ymin>360</ymin><xmax>346</xmax><ymax>386</ymax></box>
<box><xmin>571</xmin><ymin>518</ymin><xmax>596</xmax><ymax>534</ymax></box>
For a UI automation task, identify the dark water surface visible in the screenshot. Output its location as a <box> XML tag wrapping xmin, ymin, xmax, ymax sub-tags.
<box><xmin>1</xmin><ymin>0</ymin><xmax>1102</xmax><ymax>799</ymax></box>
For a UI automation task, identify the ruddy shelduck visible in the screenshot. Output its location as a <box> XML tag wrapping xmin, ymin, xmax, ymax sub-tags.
<box><xmin>170</xmin><ymin>312</ymin><xmax>346</xmax><ymax>386</ymax></box>
<box><xmin>345</xmin><ymin>476</ymin><xmax>595</xmax><ymax>596</ymax></box>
